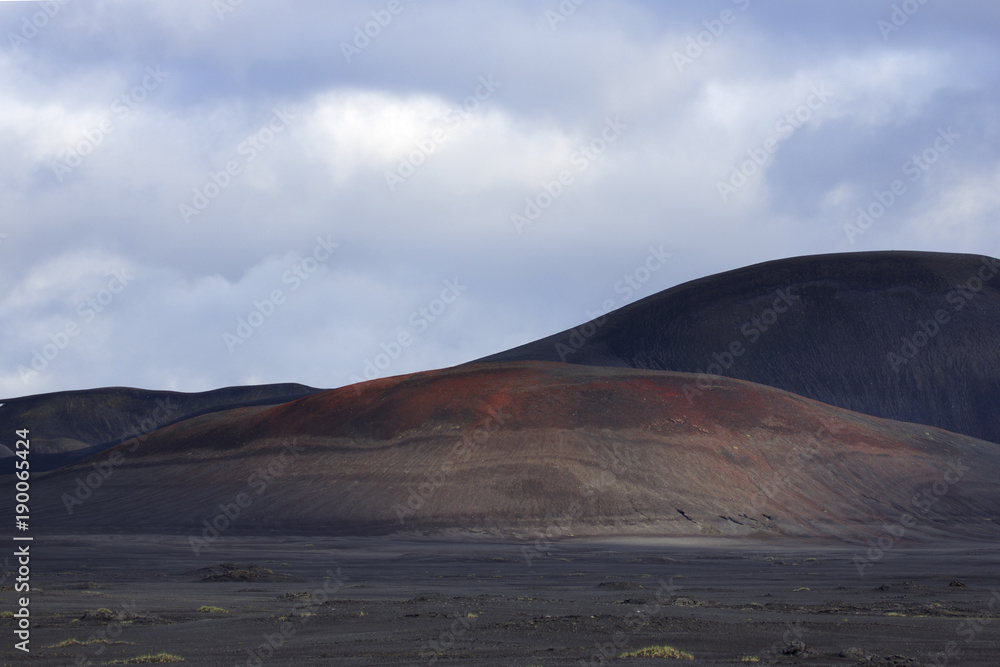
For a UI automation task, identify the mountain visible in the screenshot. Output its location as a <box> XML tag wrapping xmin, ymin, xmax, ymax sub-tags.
<box><xmin>16</xmin><ymin>361</ymin><xmax>999</xmax><ymax>542</ymax></box>
<box><xmin>478</xmin><ymin>251</ymin><xmax>1000</xmax><ymax>445</ymax></box>
<box><xmin>0</xmin><ymin>383</ymin><xmax>321</xmax><ymax>472</ymax></box>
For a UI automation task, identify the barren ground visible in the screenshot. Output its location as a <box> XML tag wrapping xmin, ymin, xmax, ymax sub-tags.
<box><xmin>3</xmin><ymin>534</ymin><xmax>999</xmax><ymax>665</ymax></box>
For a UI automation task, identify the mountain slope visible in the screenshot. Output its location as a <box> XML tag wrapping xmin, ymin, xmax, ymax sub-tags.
<box><xmin>0</xmin><ymin>383</ymin><xmax>321</xmax><ymax>467</ymax></box>
<box><xmin>17</xmin><ymin>361</ymin><xmax>1000</xmax><ymax>542</ymax></box>
<box><xmin>478</xmin><ymin>251</ymin><xmax>1000</xmax><ymax>444</ymax></box>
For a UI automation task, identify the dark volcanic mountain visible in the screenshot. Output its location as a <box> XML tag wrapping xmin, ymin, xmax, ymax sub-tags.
<box><xmin>0</xmin><ymin>383</ymin><xmax>320</xmax><ymax>472</ymax></box>
<box><xmin>17</xmin><ymin>362</ymin><xmax>1000</xmax><ymax>542</ymax></box>
<box><xmin>478</xmin><ymin>251</ymin><xmax>1000</xmax><ymax>445</ymax></box>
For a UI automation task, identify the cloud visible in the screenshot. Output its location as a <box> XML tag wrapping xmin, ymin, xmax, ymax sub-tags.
<box><xmin>1</xmin><ymin>0</ymin><xmax>998</xmax><ymax>398</ymax></box>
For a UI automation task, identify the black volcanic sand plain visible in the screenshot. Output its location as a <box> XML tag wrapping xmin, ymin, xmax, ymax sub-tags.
<box><xmin>479</xmin><ymin>251</ymin><xmax>1000</xmax><ymax>445</ymax></box>
<box><xmin>3</xmin><ymin>535</ymin><xmax>999</xmax><ymax>665</ymax></box>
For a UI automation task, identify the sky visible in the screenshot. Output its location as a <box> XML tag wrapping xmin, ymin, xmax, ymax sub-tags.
<box><xmin>1</xmin><ymin>0</ymin><xmax>998</xmax><ymax>399</ymax></box>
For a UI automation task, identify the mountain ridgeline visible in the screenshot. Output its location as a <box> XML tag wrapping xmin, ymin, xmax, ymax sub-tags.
<box><xmin>478</xmin><ymin>251</ymin><xmax>1000</xmax><ymax>445</ymax></box>
<box><xmin>0</xmin><ymin>383</ymin><xmax>320</xmax><ymax>473</ymax></box>
<box><xmin>3</xmin><ymin>251</ymin><xmax>999</xmax><ymax>542</ymax></box>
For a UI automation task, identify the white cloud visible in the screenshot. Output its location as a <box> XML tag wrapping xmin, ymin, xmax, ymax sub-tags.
<box><xmin>1</xmin><ymin>0</ymin><xmax>998</xmax><ymax>398</ymax></box>
<box><xmin>907</xmin><ymin>165</ymin><xmax>1000</xmax><ymax>250</ymax></box>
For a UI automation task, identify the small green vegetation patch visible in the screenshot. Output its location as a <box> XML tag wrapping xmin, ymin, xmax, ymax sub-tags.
<box><xmin>111</xmin><ymin>653</ymin><xmax>184</xmax><ymax>663</ymax></box>
<box><xmin>48</xmin><ymin>637</ymin><xmax>109</xmax><ymax>648</ymax></box>
<box><xmin>619</xmin><ymin>645</ymin><xmax>694</xmax><ymax>659</ymax></box>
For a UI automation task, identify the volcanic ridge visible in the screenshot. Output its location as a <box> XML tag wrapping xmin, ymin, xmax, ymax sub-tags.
<box><xmin>3</xmin><ymin>250</ymin><xmax>999</xmax><ymax>544</ymax></box>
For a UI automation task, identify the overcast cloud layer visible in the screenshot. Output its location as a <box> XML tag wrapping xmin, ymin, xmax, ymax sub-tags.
<box><xmin>1</xmin><ymin>0</ymin><xmax>998</xmax><ymax>399</ymax></box>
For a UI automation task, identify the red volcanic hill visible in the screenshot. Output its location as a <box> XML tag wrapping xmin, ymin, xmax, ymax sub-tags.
<box><xmin>23</xmin><ymin>361</ymin><xmax>1000</xmax><ymax>542</ymax></box>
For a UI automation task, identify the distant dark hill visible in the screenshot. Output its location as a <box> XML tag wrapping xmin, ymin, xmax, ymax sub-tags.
<box><xmin>15</xmin><ymin>361</ymin><xmax>1000</xmax><ymax>542</ymax></box>
<box><xmin>478</xmin><ymin>251</ymin><xmax>1000</xmax><ymax>445</ymax></box>
<box><xmin>0</xmin><ymin>383</ymin><xmax>320</xmax><ymax>471</ymax></box>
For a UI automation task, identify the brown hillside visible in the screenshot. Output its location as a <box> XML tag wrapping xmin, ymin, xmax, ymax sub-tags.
<box><xmin>22</xmin><ymin>361</ymin><xmax>1000</xmax><ymax>542</ymax></box>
